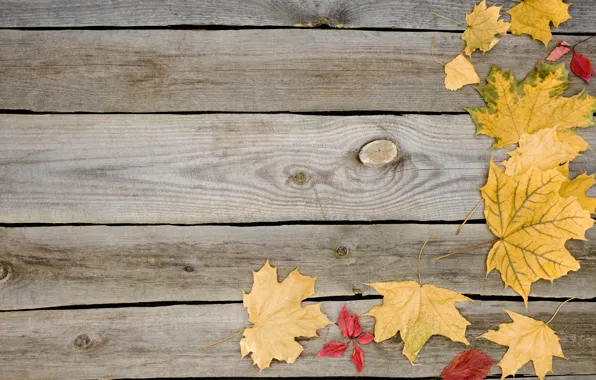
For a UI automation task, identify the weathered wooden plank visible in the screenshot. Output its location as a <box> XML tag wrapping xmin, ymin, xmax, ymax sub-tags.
<box><xmin>1</xmin><ymin>114</ymin><xmax>594</xmax><ymax>224</ymax></box>
<box><xmin>0</xmin><ymin>300</ymin><xmax>593</xmax><ymax>378</ymax></box>
<box><xmin>1</xmin><ymin>30</ymin><xmax>594</xmax><ymax>113</ymax></box>
<box><xmin>0</xmin><ymin>0</ymin><xmax>595</xmax><ymax>32</ymax></box>
<box><xmin>1</xmin><ymin>225</ymin><xmax>595</xmax><ymax>310</ymax></box>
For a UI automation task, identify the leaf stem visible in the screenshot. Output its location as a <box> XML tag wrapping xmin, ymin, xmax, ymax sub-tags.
<box><xmin>200</xmin><ymin>328</ymin><xmax>247</xmax><ymax>350</ymax></box>
<box><xmin>572</xmin><ymin>36</ymin><xmax>594</xmax><ymax>49</ymax></box>
<box><xmin>429</xmin><ymin>10</ymin><xmax>467</xmax><ymax>28</ymax></box>
<box><xmin>546</xmin><ymin>297</ymin><xmax>577</xmax><ymax>325</ymax></box>
<box><xmin>418</xmin><ymin>236</ymin><xmax>437</xmax><ymax>284</ymax></box>
<box><xmin>431</xmin><ymin>37</ymin><xmax>445</xmax><ymax>66</ymax></box>
<box><xmin>456</xmin><ymin>199</ymin><xmax>483</xmax><ymax>235</ymax></box>
<box><xmin>433</xmin><ymin>239</ymin><xmax>496</xmax><ymax>262</ymax></box>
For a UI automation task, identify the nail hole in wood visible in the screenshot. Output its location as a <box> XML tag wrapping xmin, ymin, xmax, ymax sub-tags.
<box><xmin>358</xmin><ymin>139</ymin><xmax>401</xmax><ymax>168</ymax></box>
<box><xmin>290</xmin><ymin>172</ymin><xmax>309</xmax><ymax>185</ymax></box>
<box><xmin>184</xmin><ymin>266</ymin><xmax>195</xmax><ymax>273</ymax></box>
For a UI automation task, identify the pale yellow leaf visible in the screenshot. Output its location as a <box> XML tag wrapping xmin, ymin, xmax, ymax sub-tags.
<box><xmin>240</xmin><ymin>261</ymin><xmax>332</xmax><ymax>370</ymax></box>
<box><xmin>365</xmin><ymin>281</ymin><xmax>471</xmax><ymax>364</ymax></box>
<box><xmin>462</xmin><ymin>0</ymin><xmax>510</xmax><ymax>56</ymax></box>
<box><xmin>445</xmin><ymin>54</ymin><xmax>480</xmax><ymax>91</ymax></box>
<box><xmin>480</xmin><ymin>309</ymin><xmax>565</xmax><ymax>380</ymax></box>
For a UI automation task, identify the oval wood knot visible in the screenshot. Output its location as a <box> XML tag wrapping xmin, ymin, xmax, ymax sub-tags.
<box><xmin>290</xmin><ymin>171</ymin><xmax>309</xmax><ymax>185</ymax></box>
<box><xmin>358</xmin><ymin>139</ymin><xmax>400</xmax><ymax>168</ymax></box>
<box><xmin>74</xmin><ymin>334</ymin><xmax>93</xmax><ymax>350</ymax></box>
<box><xmin>0</xmin><ymin>263</ymin><xmax>10</xmax><ymax>281</ymax></box>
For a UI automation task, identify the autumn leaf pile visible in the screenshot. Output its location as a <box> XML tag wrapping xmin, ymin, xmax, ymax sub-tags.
<box><xmin>203</xmin><ymin>1</ymin><xmax>595</xmax><ymax>379</ymax></box>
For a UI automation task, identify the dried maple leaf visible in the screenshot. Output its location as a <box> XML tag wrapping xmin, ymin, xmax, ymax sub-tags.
<box><xmin>480</xmin><ymin>309</ymin><xmax>566</xmax><ymax>380</ymax></box>
<box><xmin>481</xmin><ymin>162</ymin><xmax>594</xmax><ymax>304</ymax></box>
<box><xmin>501</xmin><ymin>127</ymin><xmax>588</xmax><ymax>176</ymax></box>
<box><xmin>462</xmin><ymin>0</ymin><xmax>510</xmax><ymax>56</ymax></box>
<box><xmin>441</xmin><ymin>349</ymin><xmax>495</xmax><ymax>380</ymax></box>
<box><xmin>560</xmin><ymin>173</ymin><xmax>596</xmax><ymax>214</ymax></box>
<box><xmin>445</xmin><ymin>54</ymin><xmax>480</xmax><ymax>91</ymax></box>
<box><xmin>571</xmin><ymin>51</ymin><xmax>594</xmax><ymax>84</ymax></box>
<box><xmin>468</xmin><ymin>61</ymin><xmax>596</xmax><ymax>149</ymax></box>
<box><xmin>317</xmin><ymin>304</ymin><xmax>374</xmax><ymax>373</ymax></box>
<box><xmin>240</xmin><ymin>260</ymin><xmax>332</xmax><ymax>370</ymax></box>
<box><xmin>547</xmin><ymin>41</ymin><xmax>572</xmax><ymax>62</ymax></box>
<box><xmin>365</xmin><ymin>281</ymin><xmax>471</xmax><ymax>364</ymax></box>
<box><xmin>507</xmin><ymin>0</ymin><xmax>571</xmax><ymax>46</ymax></box>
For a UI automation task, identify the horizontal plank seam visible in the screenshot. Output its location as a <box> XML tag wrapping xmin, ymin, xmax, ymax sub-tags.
<box><xmin>0</xmin><ymin>25</ymin><xmax>594</xmax><ymax>37</ymax></box>
<box><xmin>0</xmin><ymin>110</ymin><xmax>472</xmax><ymax>116</ymax></box>
<box><xmin>2</xmin><ymin>294</ymin><xmax>594</xmax><ymax>313</ymax></box>
<box><xmin>0</xmin><ymin>220</ymin><xmax>489</xmax><ymax>228</ymax></box>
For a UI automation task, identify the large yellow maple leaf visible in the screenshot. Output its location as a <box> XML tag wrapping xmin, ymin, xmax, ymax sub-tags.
<box><xmin>480</xmin><ymin>309</ymin><xmax>565</xmax><ymax>380</ymax></box>
<box><xmin>507</xmin><ymin>0</ymin><xmax>570</xmax><ymax>46</ymax></box>
<box><xmin>462</xmin><ymin>0</ymin><xmax>510</xmax><ymax>56</ymax></box>
<box><xmin>467</xmin><ymin>61</ymin><xmax>596</xmax><ymax>149</ymax></box>
<box><xmin>501</xmin><ymin>127</ymin><xmax>588</xmax><ymax>176</ymax></box>
<box><xmin>365</xmin><ymin>281</ymin><xmax>471</xmax><ymax>364</ymax></box>
<box><xmin>481</xmin><ymin>162</ymin><xmax>594</xmax><ymax>304</ymax></box>
<box><xmin>240</xmin><ymin>261</ymin><xmax>332</xmax><ymax>370</ymax></box>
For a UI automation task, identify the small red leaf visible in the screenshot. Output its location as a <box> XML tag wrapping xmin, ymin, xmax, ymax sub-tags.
<box><xmin>352</xmin><ymin>314</ymin><xmax>362</xmax><ymax>338</ymax></box>
<box><xmin>440</xmin><ymin>349</ymin><xmax>495</xmax><ymax>380</ymax></box>
<box><xmin>337</xmin><ymin>304</ymin><xmax>353</xmax><ymax>339</ymax></box>
<box><xmin>351</xmin><ymin>343</ymin><xmax>364</xmax><ymax>373</ymax></box>
<box><xmin>571</xmin><ymin>51</ymin><xmax>594</xmax><ymax>84</ymax></box>
<box><xmin>357</xmin><ymin>332</ymin><xmax>375</xmax><ymax>345</ymax></box>
<box><xmin>317</xmin><ymin>342</ymin><xmax>350</xmax><ymax>358</ymax></box>
<box><xmin>546</xmin><ymin>41</ymin><xmax>571</xmax><ymax>61</ymax></box>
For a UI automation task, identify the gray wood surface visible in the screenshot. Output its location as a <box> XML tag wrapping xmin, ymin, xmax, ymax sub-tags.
<box><xmin>1</xmin><ymin>114</ymin><xmax>594</xmax><ymax>224</ymax></box>
<box><xmin>0</xmin><ymin>0</ymin><xmax>594</xmax><ymax>32</ymax></box>
<box><xmin>1</xmin><ymin>224</ymin><xmax>594</xmax><ymax>310</ymax></box>
<box><xmin>1</xmin><ymin>30</ymin><xmax>594</xmax><ymax>113</ymax></box>
<box><xmin>0</xmin><ymin>300</ymin><xmax>593</xmax><ymax>378</ymax></box>
<box><xmin>1</xmin><ymin>224</ymin><xmax>595</xmax><ymax>310</ymax></box>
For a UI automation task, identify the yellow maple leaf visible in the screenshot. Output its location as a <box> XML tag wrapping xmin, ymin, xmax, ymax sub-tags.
<box><xmin>481</xmin><ymin>162</ymin><xmax>594</xmax><ymax>304</ymax></box>
<box><xmin>560</xmin><ymin>173</ymin><xmax>596</xmax><ymax>214</ymax></box>
<box><xmin>240</xmin><ymin>261</ymin><xmax>332</xmax><ymax>370</ymax></box>
<box><xmin>462</xmin><ymin>0</ymin><xmax>510</xmax><ymax>56</ymax></box>
<box><xmin>467</xmin><ymin>61</ymin><xmax>596</xmax><ymax>149</ymax></box>
<box><xmin>501</xmin><ymin>127</ymin><xmax>588</xmax><ymax>176</ymax></box>
<box><xmin>365</xmin><ymin>281</ymin><xmax>471</xmax><ymax>364</ymax></box>
<box><xmin>507</xmin><ymin>0</ymin><xmax>571</xmax><ymax>46</ymax></box>
<box><xmin>444</xmin><ymin>54</ymin><xmax>480</xmax><ymax>91</ymax></box>
<box><xmin>480</xmin><ymin>309</ymin><xmax>565</xmax><ymax>380</ymax></box>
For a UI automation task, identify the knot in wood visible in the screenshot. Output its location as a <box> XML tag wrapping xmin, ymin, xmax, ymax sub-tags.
<box><xmin>358</xmin><ymin>139</ymin><xmax>400</xmax><ymax>168</ymax></box>
<box><xmin>335</xmin><ymin>246</ymin><xmax>349</xmax><ymax>258</ymax></box>
<box><xmin>0</xmin><ymin>263</ymin><xmax>10</xmax><ymax>281</ymax></box>
<box><xmin>290</xmin><ymin>172</ymin><xmax>309</xmax><ymax>185</ymax></box>
<box><xmin>184</xmin><ymin>266</ymin><xmax>194</xmax><ymax>272</ymax></box>
<box><xmin>74</xmin><ymin>334</ymin><xmax>93</xmax><ymax>350</ymax></box>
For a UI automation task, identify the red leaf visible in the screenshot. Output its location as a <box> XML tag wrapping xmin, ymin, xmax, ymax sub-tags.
<box><xmin>317</xmin><ymin>342</ymin><xmax>350</xmax><ymax>358</ymax></box>
<box><xmin>357</xmin><ymin>332</ymin><xmax>375</xmax><ymax>345</ymax></box>
<box><xmin>571</xmin><ymin>51</ymin><xmax>594</xmax><ymax>84</ymax></box>
<box><xmin>337</xmin><ymin>304</ymin><xmax>353</xmax><ymax>339</ymax></box>
<box><xmin>546</xmin><ymin>41</ymin><xmax>571</xmax><ymax>61</ymax></box>
<box><xmin>352</xmin><ymin>314</ymin><xmax>362</xmax><ymax>338</ymax></box>
<box><xmin>440</xmin><ymin>349</ymin><xmax>495</xmax><ymax>380</ymax></box>
<box><xmin>351</xmin><ymin>343</ymin><xmax>364</xmax><ymax>373</ymax></box>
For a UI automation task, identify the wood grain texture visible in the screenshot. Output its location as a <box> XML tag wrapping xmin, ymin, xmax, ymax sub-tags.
<box><xmin>1</xmin><ymin>225</ymin><xmax>594</xmax><ymax>310</ymax></box>
<box><xmin>1</xmin><ymin>30</ymin><xmax>594</xmax><ymax>113</ymax></box>
<box><xmin>1</xmin><ymin>114</ymin><xmax>594</xmax><ymax>224</ymax></box>
<box><xmin>0</xmin><ymin>0</ymin><xmax>595</xmax><ymax>32</ymax></box>
<box><xmin>0</xmin><ymin>300</ymin><xmax>593</xmax><ymax>378</ymax></box>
